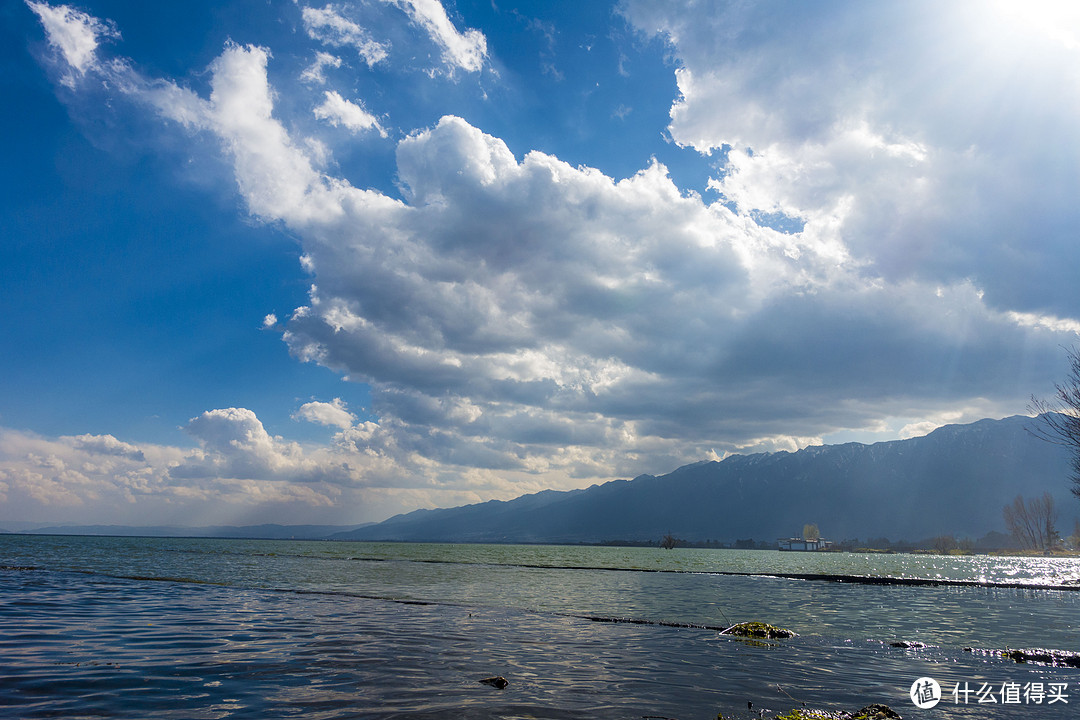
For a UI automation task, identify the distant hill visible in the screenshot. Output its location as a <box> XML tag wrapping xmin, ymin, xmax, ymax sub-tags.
<box><xmin>334</xmin><ymin>415</ymin><xmax>1078</xmax><ymax>544</ymax></box>
<box><xmin>15</xmin><ymin>523</ymin><xmax>372</xmax><ymax>540</ymax></box>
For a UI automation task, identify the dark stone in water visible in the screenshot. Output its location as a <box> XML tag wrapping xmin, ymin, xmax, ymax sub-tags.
<box><xmin>479</xmin><ymin>675</ymin><xmax>508</xmax><ymax>689</ymax></box>
<box><xmin>1004</xmin><ymin>648</ymin><xmax>1080</xmax><ymax>667</ymax></box>
<box><xmin>964</xmin><ymin>646</ymin><xmax>1080</xmax><ymax>667</ymax></box>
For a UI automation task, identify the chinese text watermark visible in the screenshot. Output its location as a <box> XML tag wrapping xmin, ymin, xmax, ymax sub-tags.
<box><xmin>910</xmin><ymin>677</ymin><xmax>1070</xmax><ymax>708</ymax></box>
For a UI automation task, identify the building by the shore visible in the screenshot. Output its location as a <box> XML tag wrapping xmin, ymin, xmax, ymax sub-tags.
<box><xmin>777</xmin><ymin>537</ymin><xmax>832</xmax><ymax>551</ymax></box>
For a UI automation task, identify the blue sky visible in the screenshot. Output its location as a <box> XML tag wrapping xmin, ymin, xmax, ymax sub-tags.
<box><xmin>3</xmin><ymin>0</ymin><xmax>1080</xmax><ymax>527</ymax></box>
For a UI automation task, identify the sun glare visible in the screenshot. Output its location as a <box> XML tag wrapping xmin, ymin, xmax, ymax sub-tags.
<box><xmin>995</xmin><ymin>0</ymin><xmax>1080</xmax><ymax>50</ymax></box>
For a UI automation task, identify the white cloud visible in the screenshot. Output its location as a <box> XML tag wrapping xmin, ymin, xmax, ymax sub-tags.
<box><xmin>22</xmin><ymin>3</ymin><xmax>1080</xmax><ymax>523</ymax></box>
<box><xmin>0</xmin><ymin>424</ymin><xmax>324</xmax><ymax>524</ymax></box>
<box><xmin>0</xmin><ymin>410</ymin><xmax>556</xmax><ymax>525</ymax></box>
<box><xmin>179</xmin><ymin>407</ymin><xmax>338</xmax><ymax>483</ymax></box>
<box><xmin>385</xmin><ymin>0</ymin><xmax>487</xmax><ymax>72</ymax></box>
<box><xmin>208</xmin><ymin>44</ymin><xmax>344</xmax><ymax>224</ymax></box>
<box><xmin>121</xmin><ymin>42</ymin><xmax>346</xmax><ymax>226</ymax></box>
<box><xmin>26</xmin><ymin>1</ymin><xmax>119</xmax><ymax>86</ymax></box>
<box><xmin>71</xmin><ymin>433</ymin><xmax>145</xmax><ymax>461</ymax></box>
<box><xmin>0</xmin><ymin>427</ymin><xmax>182</xmax><ymax>514</ymax></box>
<box><xmin>302</xmin><ymin>5</ymin><xmax>389</xmax><ymax>67</ymax></box>
<box><xmin>1006</xmin><ymin>311</ymin><xmax>1080</xmax><ymax>336</ymax></box>
<box><xmin>277</xmin><ymin>114</ymin><xmax>1070</xmax><ymax>478</ymax></box>
<box><xmin>293</xmin><ymin>398</ymin><xmax>357</xmax><ymax>429</ymax></box>
<box><xmin>44</xmin><ymin>37</ymin><xmax>307</xmax><ymax>219</ymax></box>
<box><xmin>73</xmin><ymin>28</ymin><xmax>1070</xmax><ymax>487</ymax></box>
<box><xmin>314</xmin><ymin>90</ymin><xmax>388</xmax><ymax>137</ymax></box>
<box><xmin>621</xmin><ymin>0</ymin><xmax>1080</xmax><ymax>318</ymax></box>
<box><xmin>300</xmin><ymin>50</ymin><xmax>342</xmax><ymax>84</ymax></box>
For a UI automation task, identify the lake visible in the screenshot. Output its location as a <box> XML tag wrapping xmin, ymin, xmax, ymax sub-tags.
<box><xmin>2</xmin><ymin>534</ymin><xmax>1079</xmax><ymax>718</ymax></box>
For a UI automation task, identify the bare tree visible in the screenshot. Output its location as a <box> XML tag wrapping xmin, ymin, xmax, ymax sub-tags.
<box><xmin>1030</xmin><ymin>346</ymin><xmax>1080</xmax><ymax>499</ymax></box>
<box><xmin>1003</xmin><ymin>493</ymin><xmax>1058</xmax><ymax>550</ymax></box>
<box><xmin>931</xmin><ymin>534</ymin><xmax>957</xmax><ymax>554</ymax></box>
<box><xmin>1004</xmin><ymin>495</ymin><xmax>1038</xmax><ymax>549</ymax></box>
<box><xmin>802</xmin><ymin>523</ymin><xmax>820</xmax><ymax>542</ymax></box>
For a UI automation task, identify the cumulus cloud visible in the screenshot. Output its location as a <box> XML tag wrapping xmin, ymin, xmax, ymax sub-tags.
<box><xmin>302</xmin><ymin>5</ymin><xmax>389</xmax><ymax>67</ymax></box>
<box><xmin>621</xmin><ymin>0</ymin><xmax>1080</xmax><ymax>318</ymax></box>
<box><xmin>386</xmin><ymin>0</ymin><xmax>487</xmax><ymax>72</ymax></box>
<box><xmin>313</xmin><ymin>90</ymin><xmax>387</xmax><ymax>137</ymax></box>
<box><xmin>23</xmin><ymin>2</ymin><xmax>1080</xmax><ymax>522</ymax></box>
<box><xmin>278</xmin><ymin>113</ymin><xmax>1068</xmax><ymax>477</ymax></box>
<box><xmin>0</xmin><ymin>420</ymin><xmax>404</xmax><ymax>525</ymax></box>
<box><xmin>0</xmin><ymin>402</ymin><xmax>533</xmax><ymax>524</ymax></box>
<box><xmin>71</xmin><ymin>434</ymin><xmax>145</xmax><ymax>461</ymax></box>
<box><xmin>108</xmin><ymin>41</ymin><xmax>345</xmax><ymax>225</ymax></box>
<box><xmin>0</xmin><ymin>427</ymin><xmax>181</xmax><ymax>513</ymax></box>
<box><xmin>177</xmin><ymin>407</ymin><xmax>345</xmax><ymax>484</ymax></box>
<box><xmin>294</xmin><ymin>398</ymin><xmax>357</xmax><ymax>429</ymax></box>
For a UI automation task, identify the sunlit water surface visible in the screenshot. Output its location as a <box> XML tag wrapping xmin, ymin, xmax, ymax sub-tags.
<box><xmin>2</xmin><ymin>535</ymin><xmax>1079</xmax><ymax>719</ymax></box>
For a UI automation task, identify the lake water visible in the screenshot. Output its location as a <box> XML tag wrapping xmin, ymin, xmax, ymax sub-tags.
<box><xmin>2</xmin><ymin>535</ymin><xmax>1079</xmax><ymax>718</ymax></box>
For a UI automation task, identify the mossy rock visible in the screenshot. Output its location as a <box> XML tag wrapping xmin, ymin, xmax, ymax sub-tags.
<box><xmin>852</xmin><ymin>704</ymin><xmax>901</xmax><ymax>719</ymax></box>
<box><xmin>720</xmin><ymin>621</ymin><xmax>796</xmax><ymax>639</ymax></box>
<box><xmin>773</xmin><ymin>705</ymin><xmax>900</xmax><ymax>720</ymax></box>
<box><xmin>774</xmin><ymin>710</ymin><xmax>846</xmax><ymax>720</ymax></box>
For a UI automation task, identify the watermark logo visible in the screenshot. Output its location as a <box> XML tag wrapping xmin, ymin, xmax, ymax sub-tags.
<box><xmin>910</xmin><ymin>677</ymin><xmax>941</xmax><ymax>709</ymax></box>
<box><xmin>951</xmin><ymin>681</ymin><xmax>1069</xmax><ymax>705</ymax></box>
<box><xmin>909</xmin><ymin>677</ymin><xmax>1071</xmax><ymax>707</ymax></box>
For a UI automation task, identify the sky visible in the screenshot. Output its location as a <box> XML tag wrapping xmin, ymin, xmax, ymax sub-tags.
<box><xmin>2</xmin><ymin>0</ymin><xmax>1080</xmax><ymax>528</ymax></box>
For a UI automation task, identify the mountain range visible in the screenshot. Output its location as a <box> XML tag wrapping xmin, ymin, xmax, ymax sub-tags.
<box><xmin>333</xmin><ymin>415</ymin><xmax>1077</xmax><ymax>545</ymax></box>
<box><xmin>5</xmin><ymin>415</ymin><xmax>1075</xmax><ymax>545</ymax></box>
<box><xmin>0</xmin><ymin>523</ymin><xmax>370</xmax><ymax>540</ymax></box>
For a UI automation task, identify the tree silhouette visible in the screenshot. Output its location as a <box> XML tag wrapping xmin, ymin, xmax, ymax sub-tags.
<box><xmin>931</xmin><ymin>534</ymin><xmax>957</xmax><ymax>554</ymax></box>
<box><xmin>1003</xmin><ymin>493</ymin><xmax>1058</xmax><ymax>550</ymax></box>
<box><xmin>1030</xmin><ymin>346</ymin><xmax>1080</xmax><ymax>499</ymax></box>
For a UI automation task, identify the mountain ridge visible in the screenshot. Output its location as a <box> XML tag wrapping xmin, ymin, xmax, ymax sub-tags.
<box><xmin>4</xmin><ymin>416</ymin><xmax>1073</xmax><ymax>544</ymax></box>
<box><xmin>1</xmin><ymin>523</ymin><xmax>371</xmax><ymax>540</ymax></box>
<box><xmin>334</xmin><ymin>414</ymin><xmax>1077</xmax><ymax>544</ymax></box>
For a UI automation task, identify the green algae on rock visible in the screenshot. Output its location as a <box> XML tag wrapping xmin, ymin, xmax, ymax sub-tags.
<box><xmin>764</xmin><ymin>703</ymin><xmax>901</xmax><ymax>720</ymax></box>
<box><xmin>720</xmin><ymin>621</ymin><xmax>797</xmax><ymax>639</ymax></box>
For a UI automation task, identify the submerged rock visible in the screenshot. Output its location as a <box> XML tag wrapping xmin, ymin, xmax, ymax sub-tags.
<box><xmin>720</xmin><ymin>621</ymin><xmax>796</xmax><ymax>639</ymax></box>
<box><xmin>1004</xmin><ymin>648</ymin><xmax>1080</xmax><ymax>667</ymax></box>
<box><xmin>963</xmin><ymin>646</ymin><xmax>1080</xmax><ymax>667</ymax></box>
<box><xmin>478</xmin><ymin>675</ymin><xmax>508</xmax><ymax>689</ymax></box>
<box><xmin>888</xmin><ymin>641</ymin><xmax>931</xmax><ymax>649</ymax></box>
